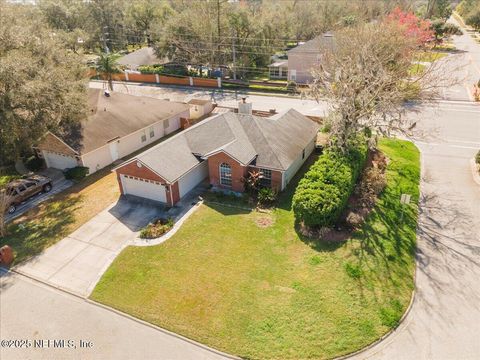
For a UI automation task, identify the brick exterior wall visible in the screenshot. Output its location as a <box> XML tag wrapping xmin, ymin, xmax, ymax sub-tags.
<box><xmin>207</xmin><ymin>152</ymin><xmax>248</xmax><ymax>192</ymax></box>
<box><xmin>170</xmin><ymin>182</ymin><xmax>180</xmax><ymax>205</ymax></box>
<box><xmin>249</xmin><ymin>166</ymin><xmax>283</xmax><ymax>192</ymax></box>
<box><xmin>115</xmin><ymin>160</ymin><xmax>181</xmax><ymax>206</ymax></box>
<box><xmin>270</xmin><ymin>170</ymin><xmax>283</xmax><ymax>191</ymax></box>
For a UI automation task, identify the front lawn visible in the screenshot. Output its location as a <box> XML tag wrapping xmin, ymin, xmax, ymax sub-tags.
<box><xmin>91</xmin><ymin>139</ymin><xmax>420</xmax><ymax>359</ymax></box>
<box><xmin>0</xmin><ymin>169</ymin><xmax>120</xmax><ymax>264</ymax></box>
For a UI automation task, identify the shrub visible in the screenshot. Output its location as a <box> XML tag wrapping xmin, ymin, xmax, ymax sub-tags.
<box><xmin>64</xmin><ymin>166</ymin><xmax>89</xmax><ymax>181</ymax></box>
<box><xmin>258</xmin><ymin>187</ymin><xmax>277</xmax><ymax>206</ymax></box>
<box><xmin>344</xmin><ymin>262</ymin><xmax>362</xmax><ymax>279</ymax></box>
<box><xmin>140</xmin><ymin>218</ymin><xmax>174</xmax><ymax>239</ymax></box>
<box><xmin>292</xmin><ymin>139</ymin><xmax>368</xmax><ymax>227</ymax></box>
<box><xmin>476</xmin><ymin>150</ymin><xmax>480</xmax><ymax>165</ymax></box>
<box><xmin>25</xmin><ymin>156</ymin><xmax>44</xmax><ymax>172</ymax></box>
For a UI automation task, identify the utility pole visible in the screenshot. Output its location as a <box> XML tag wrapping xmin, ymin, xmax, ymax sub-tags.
<box><xmin>217</xmin><ymin>0</ymin><xmax>221</xmax><ymax>65</ymax></box>
<box><xmin>232</xmin><ymin>30</ymin><xmax>237</xmax><ymax>80</ymax></box>
<box><xmin>102</xmin><ymin>25</ymin><xmax>110</xmax><ymax>53</ymax></box>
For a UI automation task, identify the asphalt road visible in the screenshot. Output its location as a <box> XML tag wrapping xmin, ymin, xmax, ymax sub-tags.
<box><xmin>352</xmin><ymin>100</ymin><xmax>480</xmax><ymax>360</ymax></box>
<box><xmin>0</xmin><ymin>271</ymin><xmax>230</xmax><ymax>360</ymax></box>
<box><xmin>89</xmin><ymin>80</ymin><xmax>330</xmax><ymax>117</ymax></box>
<box><xmin>352</xmin><ymin>25</ymin><xmax>480</xmax><ymax>359</ymax></box>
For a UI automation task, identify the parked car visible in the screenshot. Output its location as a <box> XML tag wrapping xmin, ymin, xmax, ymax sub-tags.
<box><xmin>2</xmin><ymin>175</ymin><xmax>53</xmax><ymax>214</ymax></box>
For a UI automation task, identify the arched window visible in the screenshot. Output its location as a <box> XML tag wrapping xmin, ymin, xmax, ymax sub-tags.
<box><xmin>219</xmin><ymin>163</ymin><xmax>232</xmax><ymax>187</ymax></box>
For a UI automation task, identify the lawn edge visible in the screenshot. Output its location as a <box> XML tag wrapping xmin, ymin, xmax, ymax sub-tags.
<box><xmin>1</xmin><ymin>268</ymin><xmax>240</xmax><ymax>360</ymax></box>
<box><xmin>334</xmin><ymin>272</ymin><xmax>416</xmax><ymax>360</ymax></box>
<box><xmin>336</xmin><ymin>139</ymin><xmax>421</xmax><ymax>359</ymax></box>
<box><xmin>84</xmin><ymin>298</ymin><xmax>241</xmax><ymax>360</ymax></box>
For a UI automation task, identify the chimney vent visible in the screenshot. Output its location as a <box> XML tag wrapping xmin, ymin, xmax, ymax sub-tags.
<box><xmin>238</xmin><ymin>98</ymin><xmax>252</xmax><ymax>115</ymax></box>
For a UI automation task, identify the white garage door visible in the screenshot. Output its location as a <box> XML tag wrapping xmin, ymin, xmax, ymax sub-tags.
<box><xmin>43</xmin><ymin>151</ymin><xmax>78</xmax><ymax>170</ymax></box>
<box><xmin>121</xmin><ymin>175</ymin><xmax>167</xmax><ymax>203</ymax></box>
<box><xmin>178</xmin><ymin>161</ymin><xmax>208</xmax><ymax>198</ymax></box>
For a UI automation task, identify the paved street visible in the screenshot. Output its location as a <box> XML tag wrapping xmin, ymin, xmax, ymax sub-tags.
<box><xmin>352</xmin><ymin>101</ymin><xmax>480</xmax><ymax>360</ymax></box>
<box><xmin>0</xmin><ymin>271</ymin><xmax>229</xmax><ymax>360</ymax></box>
<box><xmin>89</xmin><ymin>80</ymin><xmax>330</xmax><ymax>117</ymax></box>
<box><xmin>352</xmin><ymin>22</ymin><xmax>480</xmax><ymax>359</ymax></box>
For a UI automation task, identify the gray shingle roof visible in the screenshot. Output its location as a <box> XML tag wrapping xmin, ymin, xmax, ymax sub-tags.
<box><xmin>129</xmin><ymin>109</ymin><xmax>319</xmax><ymax>183</ymax></box>
<box><xmin>287</xmin><ymin>33</ymin><xmax>334</xmax><ymax>55</ymax></box>
<box><xmin>60</xmin><ymin>89</ymin><xmax>189</xmax><ymax>154</ymax></box>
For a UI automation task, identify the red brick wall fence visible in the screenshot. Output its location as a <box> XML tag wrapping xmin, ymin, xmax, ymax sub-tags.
<box><xmin>90</xmin><ymin>69</ymin><xmax>221</xmax><ymax>88</ymax></box>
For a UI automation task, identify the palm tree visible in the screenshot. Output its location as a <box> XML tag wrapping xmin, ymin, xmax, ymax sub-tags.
<box><xmin>96</xmin><ymin>52</ymin><xmax>121</xmax><ymax>91</ymax></box>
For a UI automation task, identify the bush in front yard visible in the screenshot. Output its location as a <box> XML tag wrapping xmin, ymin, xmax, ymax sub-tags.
<box><xmin>476</xmin><ymin>150</ymin><xmax>480</xmax><ymax>165</ymax></box>
<box><xmin>64</xmin><ymin>166</ymin><xmax>89</xmax><ymax>181</ymax></box>
<box><xmin>140</xmin><ymin>218</ymin><xmax>174</xmax><ymax>239</ymax></box>
<box><xmin>258</xmin><ymin>187</ymin><xmax>277</xmax><ymax>206</ymax></box>
<box><xmin>25</xmin><ymin>156</ymin><xmax>44</xmax><ymax>172</ymax></box>
<box><xmin>292</xmin><ymin>139</ymin><xmax>368</xmax><ymax>228</ymax></box>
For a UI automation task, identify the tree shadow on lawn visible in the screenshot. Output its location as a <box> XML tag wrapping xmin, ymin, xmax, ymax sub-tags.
<box><xmin>1</xmin><ymin>195</ymin><xmax>81</xmax><ymax>265</ymax></box>
<box><xmin>204</xmin><ymin>201</ymin><xmax>252</xmax><ymax>216</ymax></box>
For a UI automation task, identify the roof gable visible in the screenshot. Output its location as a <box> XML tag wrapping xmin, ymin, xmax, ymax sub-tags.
<box><xmin>56</xmin><ymin>89</ymin><xmax>190</xmax><ymax>154</ymax></box>
<box><xmin>120</xmin><ymin>110</ymin><xmax>320</xmax><ymax>182</ymax></box>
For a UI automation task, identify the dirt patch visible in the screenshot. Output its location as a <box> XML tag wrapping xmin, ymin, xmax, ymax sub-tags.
<box><xmin>255</xmin><ymin>215</ymin><xmax>274</xmax><ymax>228</ymax></box>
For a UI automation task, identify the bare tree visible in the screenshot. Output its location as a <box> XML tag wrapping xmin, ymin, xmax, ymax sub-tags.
<box><xmin>308</xmin><ymin>22</ymin><xmax>457</xmax><ymax>150</ymax></box>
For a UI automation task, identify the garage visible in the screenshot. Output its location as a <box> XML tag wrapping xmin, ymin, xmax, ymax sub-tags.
<box><xmin>121</xmin><ymin>175</ymin><xmax>167</xmax><ymax>203</ymax></box>
<box><xmin>178</xmin><ymin>161</ymin><xmax>208</xmax><ymax>198</ymax></box>
<box><xmin>42</xmin><ymin>151</ymin><xmax>78</xmax><ymax>170</ymax></box>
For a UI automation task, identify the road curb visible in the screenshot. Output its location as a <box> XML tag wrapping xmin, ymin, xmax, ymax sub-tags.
<box><xmin>84</xmin><ymin>299</ymin><xmax>240</xmax><ymax>360</ymax></box>
<box><xmin>4</xmin><ymin>268</ymin><xmax>239</xmax><ymax>360</ymax></box>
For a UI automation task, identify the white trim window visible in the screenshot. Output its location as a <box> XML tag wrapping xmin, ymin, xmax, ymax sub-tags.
<box><xmin>219</xmin><ymin>163</ymin><xmax>232</xmax><ymax>187</ymax></box>
<box><xmin>259</xmin><ymin>168</ymin><xmax>272</xmax><ymax>187</ymax></box>
<box><xmin>141</xmin><ymin>130</ymin><xmax>147</xmax><ymax>142</ymax></box>
<box><xmin>163</xmin><ymin>118</ymin><xmax>170</xmax><ymax>130</ymax></box>
<box><xmin>149</xmin><ymin>126</ymin><xmax>155</xmax><ymax>138</ymax></box>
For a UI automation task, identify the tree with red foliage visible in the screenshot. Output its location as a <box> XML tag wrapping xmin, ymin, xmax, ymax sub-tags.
<box><xmin>387</xmin><ymin>7</ymin><xmax>433</xmax><ymax>45</ymax></box>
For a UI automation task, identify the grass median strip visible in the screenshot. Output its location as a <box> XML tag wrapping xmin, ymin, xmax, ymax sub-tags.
<box><xmin>91</xmin><ymin>138</ymin><xmax>420</xmax><ymax>359</ymax></box>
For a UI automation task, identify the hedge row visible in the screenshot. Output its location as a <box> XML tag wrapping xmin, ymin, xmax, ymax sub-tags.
<box><xmin>292</xmin><ymin>140</ymin><xmax>368</xmax><ymax>227</ymax></box>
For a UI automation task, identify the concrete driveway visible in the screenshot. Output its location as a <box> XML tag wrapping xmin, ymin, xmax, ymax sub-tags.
<box><xmin>14</xmin><ymin>197</ymin><xmax>165</xmax><ymax>297</ymax></box>
<box><xmin>5</xmin><ymin>168</ymin><xmax>73</xmax><ymax>223</ymax></box>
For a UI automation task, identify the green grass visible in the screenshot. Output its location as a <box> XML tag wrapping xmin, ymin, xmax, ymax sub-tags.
<box><xmin>413</xmin><ymin>51</ymin><xmax>448</xmax><ymax>63</ymax></box>
<box><xmin>91</xmin><ymin>138</ymin><xmax>420</xmax><ymax>360</ymax></box>
<box><xmin>1</xmin><ymin>169</ymin><xmax>120</xmax><ymax>264</ymax></box>
<box><xmin>0</xmin><ymin>166</ymin><xmax>20</xmax><ymax>187</ymax></box>
<box><xmin>408</xmin><ymin>63</ymin><xmax>426</xmax><ymax>76</ymax></box>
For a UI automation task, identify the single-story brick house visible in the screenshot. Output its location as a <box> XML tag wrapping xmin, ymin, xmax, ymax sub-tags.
<box><xmin>113</xmin><ymin>108</ymin><xmax>319</xmax><ymax>205</ymax></box>
<box><xmin>36</xmin><ymin>89</ymin><xmax>190</xmax><ymax>174</ymax></box>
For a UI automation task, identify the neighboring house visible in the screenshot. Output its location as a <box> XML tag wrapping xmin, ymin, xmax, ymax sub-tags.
<box><xmin>287</xmin><ymin>33</ymin><xmax>334</xmax><ymax>84</ymax></box>
<box><xmin>113</xmin><ymin>106</ymin><xmax>319</xmax><ymax>206</ymax></box>
<box><xmin>187</xmin><ymin>99</ymin><xmax>214</xmax><ymax>119</ymax></box>
<box><xmin>117</xmin><ymin>47</ymin><xmax>168</xmax><ymax>71</ymax></box>
<box><xmin>268</xmin><ymin>60</ymin><xmax>288</xmax><ymax>80</ymax></box>
<box><xmin>36</xmin><ymin>89</ymin><xmax>190</xmax><ymax>174</ymax></box>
